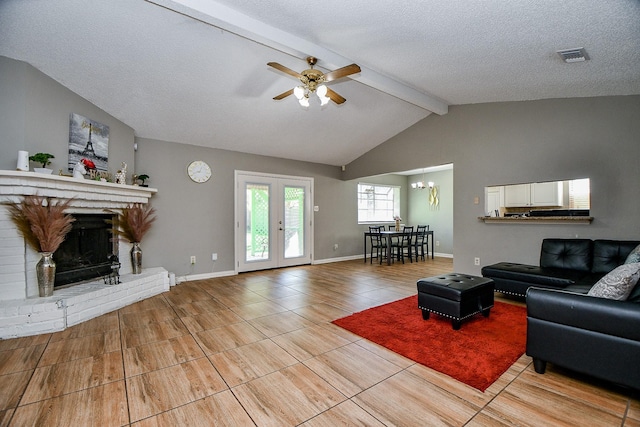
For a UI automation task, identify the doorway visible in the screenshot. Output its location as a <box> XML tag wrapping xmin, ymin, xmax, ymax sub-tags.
<box><xmin>235</xmin><ymin>171</ymin><xmax>313</xmax><ymax>272</ymax></box>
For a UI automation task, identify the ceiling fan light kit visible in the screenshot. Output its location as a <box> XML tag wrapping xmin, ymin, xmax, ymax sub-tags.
<box><xmin>268</xmin><ymin>56</ymin><xmax>361</xmax><ymax>107</ymax></box>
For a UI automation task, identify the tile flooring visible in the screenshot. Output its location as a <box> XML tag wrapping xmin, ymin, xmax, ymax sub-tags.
<box><xmin>1</xmin><ymin>258</ymin><xmax>638</xmax><ymax>426</ymax></box>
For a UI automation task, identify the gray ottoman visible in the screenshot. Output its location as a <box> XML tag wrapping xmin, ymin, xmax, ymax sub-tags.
<box><xmin>417</xmin><ymin>273</ymin><xmax>494</xmax><ymax>330</ymax></box>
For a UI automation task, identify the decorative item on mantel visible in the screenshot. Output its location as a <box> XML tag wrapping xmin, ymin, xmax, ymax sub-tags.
<box><xmin>115</xmin><ymin>162</ymin><xmax>127</xmax><ymax>185</ymax></box>
<box><xmin>72</xmin><ymin>158</ymin><xmax>96</xmax><ymax>179</ymax></box>
<box><xmin>29</xmin><ymin>152</ymin><xmax>55</xmax><ymax>174</ymax></box>
<box><xmin>137</xmin><ymin>174</ymin><xmax>150</xmax><ymax>187</ymax></box>
<box><xmin>393</xmin><ymin>215</ymin><xmax>402</xmax><ymax>231</ymax></box>
<box><xmin>7</xmin><ymin>195</ymin><xmax>75</xmax><ymax>297</ymax></box>
<box><xmin>16</xmin><ymin>150</ymin><xmax>29</xmax><ymax>171</ymax></box>
<box><xmin>108</xmin><ymin>203</ymin><xmax>156</xmax><ymax>274</ymax></box>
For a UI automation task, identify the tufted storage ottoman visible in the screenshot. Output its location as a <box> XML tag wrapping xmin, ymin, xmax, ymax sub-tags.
<box><xmin>417</xmin><ymin>273</ymin><xmax>494</xmax><ymax>330</ymax></box>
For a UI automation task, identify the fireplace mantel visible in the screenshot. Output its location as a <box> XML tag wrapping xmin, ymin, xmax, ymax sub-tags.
<box><xmin>0</xmin><ymin>170</ymin><xmax>157</xmax><ymax>211</ymax></box>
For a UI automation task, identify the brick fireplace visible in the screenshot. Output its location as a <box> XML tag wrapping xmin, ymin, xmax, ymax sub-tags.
<box><xmin>0</xmin><ymin>170</ymin><xmax>169</xmax><ymax>338</ymax></box>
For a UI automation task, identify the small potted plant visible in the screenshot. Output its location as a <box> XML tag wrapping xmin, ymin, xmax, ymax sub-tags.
<box><xmin>29</xmin><ymin>153</ymin><xmax>55</xmax><ymax>174</ymax></box>
<box><xmin>137</xmin><ymin>174</ymin><xmax>150</xmax><ymax>187</ymax></box>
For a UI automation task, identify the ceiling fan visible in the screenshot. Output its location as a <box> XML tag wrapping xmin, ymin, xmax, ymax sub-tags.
<box><xmin>268</xmin><ymin>56</ymin><xmax>361</xmax><ymax>107</ymax></box>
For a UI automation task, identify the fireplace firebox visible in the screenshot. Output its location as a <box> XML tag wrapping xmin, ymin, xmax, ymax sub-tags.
<box><xmin>54</xmin><ymin>214</ymin><xmax>117</xmax><ymax>287</ymax></box>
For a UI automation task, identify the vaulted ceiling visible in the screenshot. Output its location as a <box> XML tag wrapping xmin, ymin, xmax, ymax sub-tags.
<box><xmin>1</xmin><ymin>0</ymin><xmax>639</xmax><ymax>166</ymax></box>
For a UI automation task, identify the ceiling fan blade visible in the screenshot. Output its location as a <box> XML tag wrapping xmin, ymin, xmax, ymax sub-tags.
<box><xmin>273</xmin><ymin>88</ymin><xmax>294</xmax><ymax>100</ymax></box>
<box><xmin>267</xmin><ymin>62</ymin><xmax>302</xmax><ymax>79</ymax></box>
<box><xmin>323</xmin><ymin>64</ymin><xmax>361</xmax><ymax>82</ymax></box>
<box><xmin>326</xmin><ymin>88</ymin><xmax>346</xmax><ymax>104</ymax></box>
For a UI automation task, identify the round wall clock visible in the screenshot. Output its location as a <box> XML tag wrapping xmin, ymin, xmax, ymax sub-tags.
<box><xmin>187</xmin><ymin>160</ymin><xmax>212</xmax><ymax>183</ymax></box>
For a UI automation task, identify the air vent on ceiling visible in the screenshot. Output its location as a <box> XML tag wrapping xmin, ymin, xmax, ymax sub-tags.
<box><xmin>557</xmin><ymin>47</ymin><xmax>590</xmax><ymax>63</ymax></box>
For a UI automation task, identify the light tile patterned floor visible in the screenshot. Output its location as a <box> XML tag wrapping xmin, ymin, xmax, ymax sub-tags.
<box><xmin>1</xmin><ymin>258</ymin><xmax>638</xmax><ymax>426</ymax></box>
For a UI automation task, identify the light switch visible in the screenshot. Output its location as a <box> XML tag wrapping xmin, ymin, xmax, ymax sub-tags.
<box><xmin>474</xmin><ymin>197</ymin><xmax>479</xmax><ymax>205</ymax></box>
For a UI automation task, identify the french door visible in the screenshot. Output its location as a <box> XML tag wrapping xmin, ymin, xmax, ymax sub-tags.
<box><xmin>235</xmin><ymin>171</ymin><xmax>313</xmax><ymax>272</ymax></box>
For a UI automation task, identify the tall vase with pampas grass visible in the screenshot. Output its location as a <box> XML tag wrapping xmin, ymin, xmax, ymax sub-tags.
<box><xmin>109</xmin><ymin>203</ymin><xmax>156</xmax><ymax>274</ymax></box>
<box><xmin>7</xmin><ymin>195</ymin><xmax>75</xmax><ymax>297</ymax></box>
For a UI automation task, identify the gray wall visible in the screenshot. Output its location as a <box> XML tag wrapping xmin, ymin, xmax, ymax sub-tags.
<box><xmin>4</xmin><ymin>56</ymin><xmax>639</xmax><ymax>279</ymax></box>
<box><xmin>133</xmin><ymin>141</ymin><xmax>412</xmax><ymax>276</ymax></box>
<box><xmin>0</xmin><ymin>56</ymin><xmax>135</xmax><ymax>174</ymax></box>
<box><xmin>134</xmin><ymin>137</ymin><xmax>361</xmax><ymax>276</ymax></box>
<box><xmin>345</xmin><ymin>96</ymin><xmax>640</xmax><ymax>274</ymax></box>
<box><xmin>407</xmin><ymin>168</ymin><xmax>453</xmax><ymax>256</ymax></box>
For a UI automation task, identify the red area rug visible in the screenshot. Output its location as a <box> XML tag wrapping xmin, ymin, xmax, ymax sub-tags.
<box><xmin>332</xmin><ymin>296</ymin><xmax>527</xmax><ymax>391</ymax></box>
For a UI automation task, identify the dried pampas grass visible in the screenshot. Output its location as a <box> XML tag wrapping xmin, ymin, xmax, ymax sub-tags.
<box><xmin>110</xmin><ymin>203</ymin><xmax>156</xmax><ymax>243</ymax></box>
<box><xmin>7</xmin><ymin>195</ymin><xmax>75</xmax><ymax>253</ymax></box>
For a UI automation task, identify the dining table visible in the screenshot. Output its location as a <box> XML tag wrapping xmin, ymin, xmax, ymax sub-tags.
<box><xmin>363</xmin><ymin>228</ymin><xmax>434</xmax><ymax>265</ymax></box>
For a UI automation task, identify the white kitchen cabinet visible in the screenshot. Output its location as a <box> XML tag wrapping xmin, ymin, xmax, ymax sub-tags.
<box><xmin>486</xmin><ymin>186</ymin><xmax>503</xmax><ymax>216</ymax></box>
<box><xmin>504</xmin><ymin>184</ymin><xmax>530</xmax><ymax>207</ymax></box>
<box><xmin>530</xmin><ymin>181</ymin><xmax>562</xmax><ymax>206</ymax></box>
<box><xmin>504</xmin><ymin>182</ymin><xmax>562</xmax><ymax>207</ymax></box>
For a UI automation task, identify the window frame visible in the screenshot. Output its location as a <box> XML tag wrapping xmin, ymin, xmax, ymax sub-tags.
<box><xmin>357</xmin><ymin>182</ymin><xmax>401</xmax><ymax>224</ymax></box>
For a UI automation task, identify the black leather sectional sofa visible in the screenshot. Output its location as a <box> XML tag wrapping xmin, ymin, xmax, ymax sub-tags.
<box><xmin>481</xmin><ymin>238</ymin><xmax>640</xmax><ymax>297</ymax></box>
<box><xmin>482</xmin><ymin>238</ymin><xmax>640</xmax><ymax>390</ymax></box>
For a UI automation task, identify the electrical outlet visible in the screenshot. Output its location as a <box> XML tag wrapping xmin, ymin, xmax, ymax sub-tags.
<box><xmin>211</xmin><ymin>253</ymin><xmax>217</xmax><ymax>261</ymax></box>
<box><xmin>190</xmin><ymin>256</ymin><xmax>196</xmax><ymax>265</ymax></box>
<box><xmin>333</xmin><ymin>244</ymin><xmax>338</xmax><ymax>251</ymax></box>
<box><xmin>436</xmin><ymin>240</ymin><xmax>440</xmax><ymax>247</ymax></box>
<box><xmin>474</xmin><ymin>257</ymin><xmax>480</xmax><ymax>266</ymax></box>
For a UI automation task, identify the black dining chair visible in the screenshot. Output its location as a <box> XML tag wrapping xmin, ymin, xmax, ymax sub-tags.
<box><xmin>368</xmin><ymin>226</ymin><xmax>386</xmax><ymax>264</ymax></box>
<box><xmin>393</xmin><ymin>226</ymin><xmax>414</xmax><ymax>263</ymax></box>
<box><xmin>412</xmin><ymin>225</ymin><xmax>426</xmax><ymax>261</ymax></box>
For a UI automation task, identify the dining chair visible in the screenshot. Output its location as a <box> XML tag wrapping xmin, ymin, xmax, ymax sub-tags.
<box><xmin>386</xmin><ymin>224</ymin><xmax>400</xmax><ymax>246</ymax></box>
<box><xmin>393</xmin><ymin>226</ymin><xmax>414</xmax><ymax>263</ymax></box>
<box><xmin>413</xmin><ymin>225</ymin><xmax>428</xmax><ymax>261</ymax></box>
<box><xmin>368</xmin><ymin>226</ymin><xmax>386</xmax><ymax>264</ymax></box>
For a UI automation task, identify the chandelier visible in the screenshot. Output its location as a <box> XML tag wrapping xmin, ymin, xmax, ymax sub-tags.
<box><xmin>411</xmin><ymin>169</ymin><xmax>434</xmax><ymax>190</ymax></box>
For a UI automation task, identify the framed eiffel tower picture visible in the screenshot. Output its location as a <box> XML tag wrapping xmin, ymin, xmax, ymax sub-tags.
<box><xmin>68</xmin><ymin>113</ymin><xmax>109</xmax><ymax>173</ymax></box>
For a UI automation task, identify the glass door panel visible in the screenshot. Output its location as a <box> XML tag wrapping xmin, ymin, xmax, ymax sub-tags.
<box><xmin>283</xmin><ymin>186</ymin><xmax>304</xmax><ymax>259</ymax></box>
<box><xmin>246</xmin><ymin>183</ymin><xmax>270</xmax><ymax>262</ymax></box>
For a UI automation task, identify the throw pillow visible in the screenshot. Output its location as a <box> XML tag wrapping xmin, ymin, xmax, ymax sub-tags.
<box><xmin>587</xmin><ymin>263</ymin><xmax>640</xmax><ymax>300</ymax></box>
<box><xmin>624</xmin><ymin>243</ymin><xmax>640</xmax><ymax>264</ymax></box>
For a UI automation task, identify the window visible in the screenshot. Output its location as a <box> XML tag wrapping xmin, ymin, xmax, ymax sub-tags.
<box><xmin>569</xmin><ymin>178</ymin><xmax>590</xmax><ymax>209</ymax></box>
<box><xmin>357</xmin><ymin>183</ymin><xmax>400</xmax><ymax>223</ymax></box>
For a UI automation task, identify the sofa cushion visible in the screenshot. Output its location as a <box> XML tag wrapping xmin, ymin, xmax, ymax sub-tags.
<box><xmin>565</xmin><ymin>272</ymin><xmax>606</xmax><ymax>294</ymax></box>
<box><xmin>592</xmin><ymin>240</ymin><xmax>640</xmax><ymax>273</ymax></box>
<box><xmin>625</xmin><ymin>243</ymin><xmax>640</xmax><ymax>264</ymax></box>
<box><xmin>587</xmin><ymin>263</ymin><xmax>640</xmax><ymax>300</ymax></box>
<box><xmin>481</xmin><ymin>262</ymin><xmax>584</xmax><ymax>287</ymax></box>
<box><xmin>540</xmin><ymin>239</ymin><xmax>592</xmax><ymax>272</ymax></box>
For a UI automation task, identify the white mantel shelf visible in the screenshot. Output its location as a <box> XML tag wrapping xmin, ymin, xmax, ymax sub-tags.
<box><xmin>0</xmin><ymin>170</ymin><xmax>157</xmax><ymax>210</ymax></box>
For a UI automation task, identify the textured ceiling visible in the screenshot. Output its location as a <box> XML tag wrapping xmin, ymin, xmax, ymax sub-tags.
<box><xmin>1</xmin><ymin>0</ymin><xmax>639</xmax><ymax>166</ymax></box>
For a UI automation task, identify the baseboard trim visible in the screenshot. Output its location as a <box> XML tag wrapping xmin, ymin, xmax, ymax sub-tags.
<box><xmin>434</xmin><ymin>252</ymin><xmax>453</xmax><ymax>258</ymax></box>
<box><xmin>177</xmin><ymin>270</ymin><xmax>237</xmax><ymax>283</ymax></box>
<box><xmin>315</xmin><ymin>252</ymin><xmax>452</xmax><ymax>264</ymax></box>
<box><xmin>175</xmin><ymin>252</ymin><xmax>453</xmax><ymax>281</ymax></box>
<box><xmin>313</xmin><ymin>255</ymin><xmax>363</xmax><ymax>264</ymax></box>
